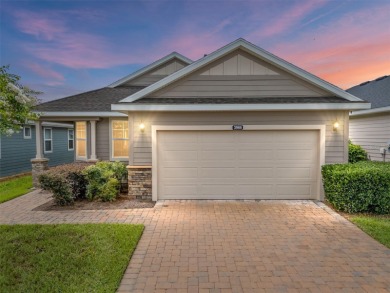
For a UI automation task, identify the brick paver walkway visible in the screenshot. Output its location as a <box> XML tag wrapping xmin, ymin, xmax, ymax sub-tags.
<box><xmin>1</xmin><ymin>190</ymin><xmax>389</xmax><ymax>292</ymax></box>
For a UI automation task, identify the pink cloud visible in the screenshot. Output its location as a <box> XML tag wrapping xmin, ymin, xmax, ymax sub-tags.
<box><xmin>23</xmin><ymin>62</ymin><xmax>65</xmax><ymax>85</ymax></box>
<box><xmin>248</xmin><ymin>0</ymin><xmax>326</xmax><ymax>39</ymax></box>
<box><xmin>270</xmin><ymin>5</ymin><xmax>390</xmax><ymax>88</ymax></box>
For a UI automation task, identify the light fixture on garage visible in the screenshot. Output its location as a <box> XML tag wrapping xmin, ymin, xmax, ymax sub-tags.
<box><xmin>139</xmin><ymin>123</ymin><xmax>145</xmax><ymax>132</ymax></box>
<box><xmin>333</xmin><ymin>121</ymin><xmax>340</xmax><ymax>131</ymax></box>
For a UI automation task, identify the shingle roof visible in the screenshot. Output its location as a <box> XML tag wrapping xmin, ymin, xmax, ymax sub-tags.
<box><xmin>132</xmin><ymin>96</ymin><xmax>354</xmax><ymax>104</ymax></box>
<box><xmin>35</xmin><ymin>86</ymin><xmax>145</xmax><ymax>112</ymax></box>
<box><xmin>347</xmin><ymin>75</ymin><xmax>390</xmax><ymax>109</ymax></box>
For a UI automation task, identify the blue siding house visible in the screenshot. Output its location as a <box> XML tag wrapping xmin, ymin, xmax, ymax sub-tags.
<box><xmin>0</xmin><ymin>123</ymin><xmax>74</xmax><ymax>177</ymax></box>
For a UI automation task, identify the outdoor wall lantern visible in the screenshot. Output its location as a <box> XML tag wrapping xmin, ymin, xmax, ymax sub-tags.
<box><xmin>139</xmin><ymin>123</ymin><xmax>145</xmax><ymax>132</ymax></box>
<box><xmin>333</xmin><ymin>121</ymin><xmax>340</xmax><ymax>131</ymax></box>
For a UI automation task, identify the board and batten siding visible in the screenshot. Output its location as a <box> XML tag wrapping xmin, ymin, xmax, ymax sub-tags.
<box><xmin>147</xmin><ymin>50</ymin><xmax>330</xmax><ymax>99</ymax></box>
<box><xmin>128</xmin><ymin>111</ymin><xmax>349</xmax><ymax>166</ymax></box>
<box><xmin>96</xmin><ymin>118</ymin><xmax>110</xmax><ymax>161</ymax></box>
<box><xmin>121</xmin><ymin>59</ymin><xmax>188</xmax><ymax>87</ymax></box>
<box><xmin>350</xmin><ymin>113</ymin><xmax>390</xmax><ymax>162</ymax></box>
<box><xmin>0</xmin><ymin>126</ymin><xmax>74</xmax><ymax>177</ymax></box>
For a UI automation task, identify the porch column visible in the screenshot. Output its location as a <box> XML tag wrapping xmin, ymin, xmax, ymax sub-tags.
<box><xmin>35</xmin><ymin>120</ymin><xmax>44</xmax><ymax>159</ymax></box>
<box><xmin>88</xmin><ymin>120</ymin><xmax>98</xmax><ymax>162</ymax></box>
<box><xmin>31</xmin><ymin>120</ymin><xmax>49</xmax><ymax>188</ymax></box>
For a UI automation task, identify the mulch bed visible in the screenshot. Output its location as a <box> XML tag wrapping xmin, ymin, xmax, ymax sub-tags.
<box><xmin>34</xmin><ymin>194</ymin><xmax>155</xmax><ymax>211</ymax></box>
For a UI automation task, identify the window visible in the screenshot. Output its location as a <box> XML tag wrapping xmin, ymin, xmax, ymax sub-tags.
<box><xmin>44</xmin><ymin>128</ymin><xmax>52</xmax><ymax>153</ymax></box>
<box><xmin>68</xmin><ymin>129</ymin><xmax>74</xmax><ymax>151</ymax></box>
<box><xmin>76</xmin><ymin>122</ymin><xmax>87</xmax><ymax>159</ymax></box>
<box><xmin>24</xmin><ymin>126</ymin><xmax>31</xmax><ymax>139</ymax></box>
<box><xmin>112</xmin><ymin>120</ymin><xmax>128</xmax><ymax>158</ymax></box>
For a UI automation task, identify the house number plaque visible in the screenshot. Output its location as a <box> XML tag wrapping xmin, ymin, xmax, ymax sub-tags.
<box><xmin>232</xmin><ymin>125</ymin><xmax>244</xmax><ymax>130</ymax></box>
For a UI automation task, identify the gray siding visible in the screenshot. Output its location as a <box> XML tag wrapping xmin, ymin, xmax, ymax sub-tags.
<box><xmin>122</xmin><ymin>59</ymin><xmax>187</xmax><ymax>87</ymax></box>
<box><xmin>148</xmin><ymin>50</ymin><xmax>329</xmax><ymax>98</ymax></box>
<box><xmin>349</xmin><ymin>113</ymin><xmax>390</xmax><ymax>162</ymax></box>
<box><xmin>96</xmin><ymin>118</ymin><xmax>110</xmax><ymax>160</ymax></box>
<box><xmin>0</xmin><ymin>126</ymin><xmax>74</xmax><ymax>177</ymax></box>
<box><xmin>128</xmin><ymin>111</ymin><xmax>349</xmax><ymax>166</ymax></box>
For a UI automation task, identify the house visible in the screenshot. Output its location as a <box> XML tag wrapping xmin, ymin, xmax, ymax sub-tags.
<box><xmin>0</xmin><ymin>122</ymin><xmax>74</xmax><ymax>178</ymax></box>
<box><xmin>348</xmin><ymin>76</ymin><xmax>390</xmax><ymax>162</ymax></box>
<box><xmin>34</xmin><ymin>38</ymin><xmax>370</xmax><ymax>200</ymax></box>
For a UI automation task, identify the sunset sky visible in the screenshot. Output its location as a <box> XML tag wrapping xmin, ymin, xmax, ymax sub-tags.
<box><xmin>1</xmin><ymin>0</ymin><xmax>389</xmax><ymax>102</ymax></box>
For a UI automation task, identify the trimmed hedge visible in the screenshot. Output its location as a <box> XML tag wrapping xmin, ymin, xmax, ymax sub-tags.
<box><xmin>83</xmin><ymin>161</ymin><xmax>127</xmax><ymax>202</ymax></box>
<box><xmin>348</xmin><ymin>140</ymin><xmax>368</xmax><ymax>163</ymax></box>
<box><xmin>322</xmin><ymin>162</ymin><xmax>390</xmax><ymax>214</ymax></box>
<box><xmin>39</xmin><ymin>163</ymin><xmax>90</xmax><ymax>206</ymax></box>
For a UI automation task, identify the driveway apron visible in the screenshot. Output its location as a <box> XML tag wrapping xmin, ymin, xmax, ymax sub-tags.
<box><xmin>0</xmin><ymin>190</ymin><xmax>389</xmax><ymax>292</ymax></box>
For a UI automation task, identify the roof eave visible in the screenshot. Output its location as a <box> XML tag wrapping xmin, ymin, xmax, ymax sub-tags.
<box><xmin>350</xmin><ymin>106</ymin><xmax>390</xmax><ymax>117</ymax></box>
<box><xmin>35</xmin><ymin>111</ymin><xmax>128</xmax><ymax>117</ymax></box>
<box><xmin>111</xmin><ymin>102</ymin><xmax>371</xmax><ymax>112</ymax></box>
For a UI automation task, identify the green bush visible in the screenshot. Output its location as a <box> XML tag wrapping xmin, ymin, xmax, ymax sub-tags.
<box><xmin>39</xmin><ymin>163</ymin><xmax>90</xmax><ymax>206</ymax></box>
<box><xmin>83</xmin><ymin>161</ymin><xmax>126</xmax><ymax>202</ymax></box>
<box><xmin>349</xmin><ymin>140</ymin><xmax>368</xmax><ymax>163</ymax></box>
<box><xmin>322</xmin><ymin>161</ymin><xmax>390</xmax><ymax>214</ymax></box>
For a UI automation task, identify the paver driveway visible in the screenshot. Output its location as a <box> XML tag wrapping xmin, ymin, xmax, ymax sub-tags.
<box><xmin>1</xmin><ymin>190</ymin><xmax>389</xmax><ymax>292</ymax></box>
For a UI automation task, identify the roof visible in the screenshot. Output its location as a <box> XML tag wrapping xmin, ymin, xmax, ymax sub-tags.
<box><xmin>108</xmin><ymin>52</ymin><xmax>192</xmax><ymax>88</ymax></box>
<box><xmin>117</xmin><ymin>38</ymin><xmax>365</xmax><ymax>104</ymax></box>
<box><xmin>347</xmin><ymin>75</ymin><xmax>390</xmax><ymax>109</ymax></box>
<box><xmin>35</xmin><ymin>86</ymin><xmax>144</xmax><ymax>112</ymax></box>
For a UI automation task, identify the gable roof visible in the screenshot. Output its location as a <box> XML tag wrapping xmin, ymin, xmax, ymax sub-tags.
<box><xmin>108</xmin><ymin>52</ymin><xmax>192</xmax><ymax>88</ymax></box>
<box><xmin>347</xmin><ymin>75</ymin><xmax>390</xmax><ymax>109</ymax></box>
<box><xmin>118</xmin><ymin>38</ymin><xmax>365</xmax><ymax>104</ymax></box>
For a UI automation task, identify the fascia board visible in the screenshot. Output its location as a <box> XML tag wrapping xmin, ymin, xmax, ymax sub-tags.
<box><xmin>111</xmin><ymin>102</ymin><xmax>371</xmax><ymax>112</ymax></box>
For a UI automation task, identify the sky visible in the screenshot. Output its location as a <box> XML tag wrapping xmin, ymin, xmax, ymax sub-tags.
<box><xmin>1</xmin><ymin>0</ymin><xmax>389</xmax><ymax>102</ymax></box>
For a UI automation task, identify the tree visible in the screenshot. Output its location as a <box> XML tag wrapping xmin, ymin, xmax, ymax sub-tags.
<box><xmin>0</xmin><ymin>65</ymin><xmax>41</xmax><ymax>135</ymax></box>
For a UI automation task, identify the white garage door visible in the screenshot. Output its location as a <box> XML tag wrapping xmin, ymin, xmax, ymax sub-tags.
<box><xmin>157</xmin><ymin>130</ymin><xmax>319</xmax><ymax>200</ymax></box>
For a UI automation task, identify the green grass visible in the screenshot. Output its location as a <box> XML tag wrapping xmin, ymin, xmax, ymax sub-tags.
<box><xmin>351</xmin><ymin>216</ymin><xmax>390</xmax><ymax>248</ymax></box>
<box><xmin>0</xmin><ymin>175</ymin><xmax>33</xmax><ymax>203</ymax></box>
<box><xmin>0</xmin><ymin>224</ymin><xmax>144</xmax><ymax>293</ymax></box>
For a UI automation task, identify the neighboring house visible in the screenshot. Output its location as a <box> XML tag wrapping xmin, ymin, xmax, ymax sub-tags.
<box><xmin>348</xmin><ymin>75</ymin><xmax>390</xmax><ymax>162</ymax></box>
<box><xmin>0</xmin><ymin>122</ymin><xmax>74</xmax><ymax>177</ymax></box>
<box><xmin>34</xmin><ymin>38</ymin><xmax>369</xmax><ymax>201</ymax></box>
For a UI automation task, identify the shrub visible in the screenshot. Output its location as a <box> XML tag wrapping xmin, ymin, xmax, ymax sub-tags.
<box><xmin>39</xmin><ymin>163</ymin><xmax>90</xmax><ymax>206</ymax></box>
<box><xmin>349</xmin><ymin>140</ymin><xmax>368</xmax><ymax>163</ymax></box>
<box><xmin>322</xmin><ymin>161</ymin><xmax>390</xmax><ymax>214</ymax></box>
<box><xmin>83</xmin><ymin>161</ymin><xmax>126</xmax><ymax>202</ymax></box>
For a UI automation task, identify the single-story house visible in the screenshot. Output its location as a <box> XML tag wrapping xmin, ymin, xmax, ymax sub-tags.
<box><xmin>348</xmin><ymin>75</ymin><xmax>390</xmax><ymax>162</ymax></box>
<box><xmin>0</xmin><ymin>122</ymin><xmax>74</xmax><ymax>178</ymax></box>
<box><xmin>34</xmin><ymin>38</ymin><xmax>370</xmax><ymax>200</ymax></box>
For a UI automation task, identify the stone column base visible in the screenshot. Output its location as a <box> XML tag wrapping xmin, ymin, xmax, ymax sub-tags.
<box><xmin>127</xmin><ymin>166</ymin><xmax>152</xmax><ymax>201</ymax></box>
<box><xmin>31</xmin><ymin>158</ymin><xmax>49</xmax><ymax>188</ymax></box>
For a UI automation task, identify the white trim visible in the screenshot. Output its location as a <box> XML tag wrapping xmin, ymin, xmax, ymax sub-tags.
<box><xmin>67</xmin><ymin>129</ymin><xmax>74</xmax><ymax>151</ymax></box>
<box><xmin>112</xmin><ymin>102</ymin><xmax>370</xmax><ymax>112</ymax></box>
<box><xmin>75</xmin><ymin>121</ymin><xmax>87</xmax><ymax>160</ymax></box>
<box><xmin>350</xmin><ymin>106</ymin><xmax>390</xmax><ymax>117</ymax></box>
<box><xmin>151</xmin><ymin>124</ymin><xmax>326</xmax><ymax>201</ymax></box>
<box><xmin>23</xmin><ymin>126</ymin><xmax>32</xmax><ymax>139</ymax></box>
<box><xmin>108</xmin><ymin>52</ymin><xmax>193</xmax><ymax>88</ymax></box>
<box><xmin>119</xmin><ymin>38</ymin><xmax>364</xmax><ymax>103</ymax></box>
<box><xmin>43</xmin><ymin>127</ymin><xmax>53</xmax><ymax>153</ymax></box>
<box><xmin>110</xmin><ymin>118</ymin><xmax>129</xmax><ymax>161</ymax></box>
<box><xmin>37</xmin><ymin>111</ymin><xmax>127</xmax><ymax>117</ymax></box>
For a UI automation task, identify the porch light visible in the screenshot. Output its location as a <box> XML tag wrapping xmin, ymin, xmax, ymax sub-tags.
<box><xmin>139</xmin><ymin>123</ymin><xmax>145</xmax><ymax>132</ymax></box>
<box><xmin>333</xmin><ymin>121</ymin><xmax>340</xmax><ymax>131</ymax></box>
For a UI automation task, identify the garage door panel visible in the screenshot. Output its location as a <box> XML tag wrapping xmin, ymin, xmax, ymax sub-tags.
<box><xmin>157</xmin><ymin>130</ymin><xmax>319</xmax><ymax>200</ymax></box>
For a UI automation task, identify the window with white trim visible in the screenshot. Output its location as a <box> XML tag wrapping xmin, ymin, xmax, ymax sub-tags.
<box><xmin>112</xmin><ymin>120</ymin><xmax>129</xmax><ymax>158</ymax></box>
<box><xmin>44</xmin><ymin>128</ymin><xmax>52</xmax><ymax>153</ymax></box>
<box><xmin>68</xmin><ymin>129</ymin><xmax>74</xmax><ymax>151</ymax></box>
<box><xmin>24</xmin><ymin>126</ymin><xmax>31</xmax><ymax>139</ymax></box>
<box><xmin>76</xmin><ymin>122</ymin><xmax>87</xmax><ymax>159</ymax></box>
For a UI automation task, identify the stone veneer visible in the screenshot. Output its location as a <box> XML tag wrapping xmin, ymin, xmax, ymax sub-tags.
<box><xmin>31</xmin><ymin>158</ymin><xmax>49</xmax><ymax>188</ymax></box>
<box><xmin>127</xmin><ymin>166</ymin><xmax>152</xmax><ymax>201</ymax></box>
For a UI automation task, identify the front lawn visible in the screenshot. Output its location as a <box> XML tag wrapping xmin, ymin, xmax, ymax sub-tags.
<box><xmin>0</xmin><ymin>175</ymin><xmax>33</xmax><ymax>203</ymax></box>
<box><xmin>0</xmin><ymin>224</ymin><xmax>144</xmax><ymax>292</ymax></box>
<box><xmin>350</xmin><ymin>216</ymin><xmax>390</xmax><ymax>249</ymax></box>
